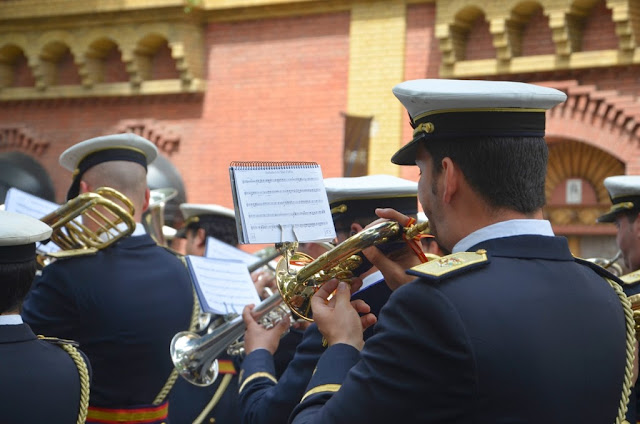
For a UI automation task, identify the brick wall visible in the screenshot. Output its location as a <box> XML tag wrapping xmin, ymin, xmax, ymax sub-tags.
<box><xmin>184</xmin><ymin>11</ymin><xmax>350</xmax><ymax>206</ymax></box>
<box><xmin>582</xmin><ymin>0</ymin><xmax>618</xmax><ymax>51</ymax></box>
<box><xmin>399</xmin><ymin>2</ymin><xmax>438</xmax><ymax>183</ymax></box>
<box><xmin>520</xmin><ymin>7</ymin><xmax>554</xmax><ymax>56</ymax></box>
<box><xmin>465</xmin><ymin>12</ymin><xmax>495</xmax><ymax>60</ymax></box>
<box><xmin>104</xmin><ymin>45</ymin><xmax>129</xmax><ymax>83</ymax></box>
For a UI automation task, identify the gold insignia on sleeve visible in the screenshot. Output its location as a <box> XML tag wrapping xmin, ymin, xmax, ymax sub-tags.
<box><xmin>621</xmin><ymin>270</ymin><xmax>640</xmax><ymax>285</ymax></box>
<box><xmin>410</xmin><ymin>250</ymin><xmax>489</xmax><ymax>278</ymax></box>
<box><xmin>238</xmin><ymin>372</ymin><xmax>277</xmax><ymax>394</ymax></box>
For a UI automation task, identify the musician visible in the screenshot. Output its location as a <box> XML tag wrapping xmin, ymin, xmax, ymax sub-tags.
<box><xmin>170</xmin><ymin>202</ymin><xmax>243</xmax><ymax>424</ymax></box>
<box><xmin>0</xmin><ymin>210</ymin><xmax>91</xmax><ymax>423</ymax></box>
<box><xmin>238</xmin><ymin>175</ymin><xmax>425</xmax><ymax>424</ymax></box>
<box><xmin>597</xmin><ymin>175</ymin><xmax>640</xmax><ymax>421</ymax></box>
<box><xmin>22</xmin><ymin>133</ymin><xmax>194</xmax><ymax>424</ymax></box>
<box><xmin>289</xmin><ymin>79</ymin><xmax>634</xmax><ymax>423</ymax></box>
<box><xmin>178</xmin><ymin>203</ymin><xmax>239</xmax><ymax>256</ymax></box>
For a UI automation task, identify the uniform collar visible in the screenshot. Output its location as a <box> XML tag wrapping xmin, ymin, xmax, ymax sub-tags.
<box><xmin>469</xmin><ymin>234</ymin><xmax>574</xmax><ymax>261</ymax></box>
<box><xmin>98</xmin><ymin>222</ymin><xmax>146</xmax><ymax>243</ymax></box>
<box><xmin>116</xmin><ymin>233</ymin><xmax>157</xmax><ymax>250</ymax></box>
<box><xmin>0</xmin><ymin>322</ymin><xmax>36</xmax><ymax>344</ymax></box>
<box><xmin>453</xmin><ymin>219</ymin><xmax>554</xmax><ymax>253</ymax></box>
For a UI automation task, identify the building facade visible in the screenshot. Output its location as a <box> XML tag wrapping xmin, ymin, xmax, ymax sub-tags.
<box><xmin>1</xmin><ymin>0</ymin><xmax>639</xmax><ymax>260</ymax></box>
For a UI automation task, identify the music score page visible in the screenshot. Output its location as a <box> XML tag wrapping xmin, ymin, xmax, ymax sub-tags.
<box><xmin>185</xmin><ymin>255</ymin><xmax>261</xmax><ymax>315</ymax></box>
<box><xmin>229</xmin><ymin>162</ymin><xmax>336</xmax><ymax>244</ymax></box>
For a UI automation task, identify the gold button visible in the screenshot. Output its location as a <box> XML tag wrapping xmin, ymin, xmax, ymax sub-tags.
<box><xmin>209</xmin><ymin>418</ymin><xmax>216</xmax><ymax>423</ymax></box>
<box><xmin>423</xmin><ymin>122</ymin><xmax>435</xmax><ymax>133</ymax></box>
<box><xmin>476</xmin><ymin>249</ymin><xmax>487</xmax><ymax>255</ymax></box>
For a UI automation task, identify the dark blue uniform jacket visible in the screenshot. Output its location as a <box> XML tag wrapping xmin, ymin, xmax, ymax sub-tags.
<box><xmin>0</xmin><ymin>323</ymin><xmax>90</xmax><ymax>424</ymax></box>
<box><xmin>22</xmin><ymin>234</ymin><xmax>193</xmax><ymax>409</ymax></box>
<box><xmin>291</xmin><ymin>235</ymin><xmax>629</xmax><ymax>424</ymax></box>
<box><xmin>238</xmin><ymin>276</ymin><xmax>392</xmax><ymax>424</ymax></box>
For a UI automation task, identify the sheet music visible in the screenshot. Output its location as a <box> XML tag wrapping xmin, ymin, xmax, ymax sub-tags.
<box><xmin>205</xmin><ymin>236</ymin><xmax>263</xmax><ymax>269</ymax></box>
<box><xmin>229</xmin><ymin>162</ymin><xmax>336</xmax><ymax>244</ymax></box>
<box><xmin>186</xmin><ymin>255</ymin><xmax>261</xmax><ymax>315</ymax></box>
<box><xmin>4</xmin><ymin>188</ymin><xmax>61</xmax><ymax>254</ymax></box>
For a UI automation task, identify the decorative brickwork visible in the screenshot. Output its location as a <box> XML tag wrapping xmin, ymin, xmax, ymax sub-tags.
<box><xmin>114</xmin><ymin>120</ymin><xmax>181</xmax><ymax>155</ymax></box>
<box><xmin>0</xmin><ymin>126</ymin><xmax>49</xmax><ymax>156</ymax></box>
<box><xmin>1</xmin><ymin>0</ymin><xmax>639</xmax><ymax>251</ymax></box>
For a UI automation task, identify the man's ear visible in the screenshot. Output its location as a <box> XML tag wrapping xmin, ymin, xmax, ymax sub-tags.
<box><xmin>196</xmin><ymin>228</ymin><xmax>207</xmax><ymax>247</ymax></box>
<box><xmin>79</xmin><ymin>180</ymin><xmax>91</xmax><ymax>194</ymax></box>
<box><xmin>142</xmin><ymin>188</ymin><xmax>150</xmax><ymax>213</ymax></box>
<box><xmin>350</xmin><ymin>222</ymin><xmax>364</xmax><ymax>237</ymax></box>
<box><xmin>440</xmin><ymin>157</ymin><xmax>460</xmax><ymax>204</ymax></box>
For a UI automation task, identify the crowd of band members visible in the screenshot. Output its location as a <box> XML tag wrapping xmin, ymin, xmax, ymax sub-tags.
<box><xmin>2</xmin><ymin>78</ymin><xmax>640</xmax><ymax>424</ymax></box>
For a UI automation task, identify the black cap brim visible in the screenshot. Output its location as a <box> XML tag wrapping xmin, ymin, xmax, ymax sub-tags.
<box><xmin>391</xmin><ymin>139</ymin><xmax>419</xmax><ymax>165</ymax></box>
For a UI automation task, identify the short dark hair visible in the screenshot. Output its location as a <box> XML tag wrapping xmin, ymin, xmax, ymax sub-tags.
<box><xmin>186</xmin><ymin>216</ymin><xmax>239</xmax><ymax>247</ymax></box>
<box><xmin>422</xmin><ymin>136</ymin><xmax>548</xmax><ymax>214</ymax></box>
<box><xmin>0</xmin><ymin>260</ymin><xmax>37</xmax><ymax>313</ymax></box>
<box><xmin>620</xmin><ymin>210</ymin><xmax>640</xmax><ymax>224</ymax></box>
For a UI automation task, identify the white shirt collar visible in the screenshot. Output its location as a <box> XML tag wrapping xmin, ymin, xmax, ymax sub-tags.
<box><xmin>361</xmin><ymin>270</ymin><xmax>384</xmax><ymax>291</ymax></box>
<box><xmin>131</xmin><ymin>222</ymin><xmax>147</xmax><ymax>237</ymax></box>
<box><xmin>0</xmin><ymin>315</ymin><xmax>23</xmax><ymax>325</ymax></box>
<box><xmin>453</xmin><ymin>219</ymin><xmax>555</xmax><ymax>253</ymax></box>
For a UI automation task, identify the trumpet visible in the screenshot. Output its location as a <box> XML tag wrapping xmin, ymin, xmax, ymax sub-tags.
<box><xmin>171</xmin><ymin>291</ymin><xmax>285</xmax><ymax>386</ymax></box>
<box><xmin>39</xmin><ymin>187</ymin><xmax>136</xmax><ymax>259</ymax></box>
<box><xmin>277</xmin><ymin>219</ymin><xmax>429</xmax><ymax>320</ymax></box>
<box><xmin>142</xmin><ymin>187</ymin><xmax>178</xmax><ymax>247</ymax></box>
<box><xmin>170</xmin><ymin>219</ymin><xmax>429</xmax><ymax>386</ymax></box>
<box><xmin>586</xmin><ymin>250</ymin><xmax>623</xmax><ymax>277</ymax></box>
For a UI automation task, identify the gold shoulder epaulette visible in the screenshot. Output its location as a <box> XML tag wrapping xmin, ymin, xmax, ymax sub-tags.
<box><xmin>37</xmin><ymin>335</ymin><xmax>80</xmax><ymax>347</ymax></box>
<box><xmin>409</xmin><ymin>249</ymin><xmax>489</xmax><ymax>280</ymax></box>
<box><xmin>620</xmin><ymin>270</ymin><xmax>640</xmax><ymax>285</ymax></box>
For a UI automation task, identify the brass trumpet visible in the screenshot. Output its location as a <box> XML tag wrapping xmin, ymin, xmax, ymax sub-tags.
<box><xmin>40</xmin><ymin>187</ymin><xmax>136</xmax><ymax>259</ymax></box>
<box><xmin>277</xmin><ymin>219</ymin><xmax>429</xmax><ymax>320</ymax></box>
<box><xmin>170</xmin><ymin>219</ymin><xmax>429</xmax><ymax>386</ymax></box>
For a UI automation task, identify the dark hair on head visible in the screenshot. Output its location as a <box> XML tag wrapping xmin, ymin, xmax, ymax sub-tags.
<box><xmin>422</xmin><ymin>136</ymin><xmax>548</xmax><ymax>214</ymax></box>
<box><xmin>186</xmin><ymin>216</ymin><xmax>239</xmax><ymax>247</ymax></box>
<box><xmin>0</xmin><ymin>260</ymin><xmax>37</xmax><ymax>313</ymax></box>
<box><xmin>621</xmin><ymin>210</ymin><xmax>640</xmax><ymax>224</ymax></box>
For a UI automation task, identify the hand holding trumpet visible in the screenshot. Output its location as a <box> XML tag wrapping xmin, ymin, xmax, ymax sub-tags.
<box><xmin>362</xmin><ymin>208</ymin><xmax>430</xmax><ymax>291</ymax></box>
<box><xmin>310</xmin><ymin>278</ymin><xmax>377</xmax><ymax>351</ymax></box>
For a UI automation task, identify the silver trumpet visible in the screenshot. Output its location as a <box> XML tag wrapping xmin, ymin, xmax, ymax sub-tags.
<box><xmin>170</xmin><ymin>291</ymin><xmax>285</xmax><ymax>386</ymax></box>
<box><xmin>170</xmin><ymin>220</ymin><xmax>430</xmax><ymax>387</ymax></box>
<box><xmin>586</xmin><ymin>250</ymin><xmax>623</xmax><ymax>277</ymax></box>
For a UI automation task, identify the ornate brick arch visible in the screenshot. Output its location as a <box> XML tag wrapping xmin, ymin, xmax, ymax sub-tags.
<box><xmin>0</xmin><ymin>126</ymin><xmax>49</xmax><ymax>156</ymax></box>
<box><xmin>541</xmin><ymin>80</ymin><xmax>640</xmax><ymax>173</ymax></box>
<box><xmin>113</xmin><ymin>120</ymin><xmax>180</xmax><ymax>155</ymax></box>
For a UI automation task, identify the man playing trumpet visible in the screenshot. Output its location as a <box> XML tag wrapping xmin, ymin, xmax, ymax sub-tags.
<box><xmin>287</xmin><ymin>79</ymin><xmax>634</xmax><ymax>423</ymax></box>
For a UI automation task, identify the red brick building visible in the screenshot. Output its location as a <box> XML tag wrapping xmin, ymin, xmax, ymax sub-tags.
<box><xmin>1</xmin><ymin>0</ymin><xmax>638</xmax><ymax>261</ymax></box>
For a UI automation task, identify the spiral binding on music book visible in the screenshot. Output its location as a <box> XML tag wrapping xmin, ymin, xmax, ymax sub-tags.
<box><xmin>229</xmin><ymin>161</ymin><xmax>319</xmax><ymax>170</ymax></box>
<box><xmin>228</xmin><ymin>161</ymin><xmax>334</xmax><ymax>244</ymax></box>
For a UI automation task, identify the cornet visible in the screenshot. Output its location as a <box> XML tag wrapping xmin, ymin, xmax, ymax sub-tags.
<box><xmin>170</xmin><ymin>219</ymin><xmax>429</xmax><ymax>386</ymax></box>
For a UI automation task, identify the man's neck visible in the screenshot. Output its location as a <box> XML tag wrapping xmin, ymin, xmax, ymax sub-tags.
<box><xmin>446</xmin><ymin>202</ymin><xmax>541</xmax><ymax>250</ymax></box>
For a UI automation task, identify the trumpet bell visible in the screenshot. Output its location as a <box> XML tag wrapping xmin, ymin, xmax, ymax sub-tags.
<box><xmin>170</xmin><ymin>331</ymin><xmax>219</xmax><ymax>387</ymax></box>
